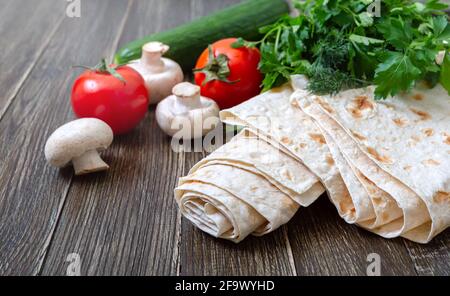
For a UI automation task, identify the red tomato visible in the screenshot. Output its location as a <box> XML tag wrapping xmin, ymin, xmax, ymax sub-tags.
<box><xmin>71</xmin><ymin>64</ymin><xmax>149</xmax><ymax>135</ymax></box>
<box><xmin>194</xmin><ymin>38</ymin><xmax>262</xmax><ymax>109</ymax></box>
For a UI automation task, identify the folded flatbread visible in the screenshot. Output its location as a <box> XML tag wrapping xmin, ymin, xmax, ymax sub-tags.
<box><xmin>293</xmin><ymin>79</ymin><xmax>449</xmax><ymax>242</ymax></box>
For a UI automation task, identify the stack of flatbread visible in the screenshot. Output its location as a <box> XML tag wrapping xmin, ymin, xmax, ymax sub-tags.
<box><xmin>175</xmin><ymin>76</ymin><xmax>450</xmax><ymax>243</ymax></box>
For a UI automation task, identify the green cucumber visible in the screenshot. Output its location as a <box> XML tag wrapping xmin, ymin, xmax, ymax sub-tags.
<box><xmin>114</xmin><ymin>0</ymin><xmax>289</xmax><ymax>71</ymax></box>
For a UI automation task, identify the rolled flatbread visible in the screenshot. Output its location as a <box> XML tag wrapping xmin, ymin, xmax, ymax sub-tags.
<box><xmin>175</xmin><ymin>129</ymin><xmax>324</xmax><ymax>242</ymax></box>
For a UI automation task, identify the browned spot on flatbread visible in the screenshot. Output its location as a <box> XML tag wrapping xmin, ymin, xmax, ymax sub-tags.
<box><xmin>412</xmin><ymin>93</ymin><xmax>424</xmax><ymax>101</ymax></box>
<box><xmin>298</xmin><ymin>143</ymin><xmax>307</xmax><ymax>149</ymax></box>
<box><xmin>339</xmin><ymin>200</ymin><xmax>355</xmax><ymax>214</ymax></box>
<box><xmin>444</xmin><ymin>134</ymin><xmax>450</xmax><ymax>145</ymax></box>
<box><xmin>410</xmin><ymin>108</ymin><xmax>431</xmax><ymax>120</ymax></box>
<box><xmin>314</xmin><ymin>97</ymin><xmax>335</xmax><ymax>113</ymax></box>
<box><xmin>348</xmin><ymin>108</ymin><xmax>362</xmax><ymax>118</ymax></box>
<box><xmin>403</xmin><ymin>165</ymin><xmax>412</xmax><ymax>171</ymax></box>
<box><xmin>393</xmin><ymin>118</ymin><xmax>407</xmax><ymax>127</ymax></box>
<box><xmin>422</xmin><ymin>159</ymin><xmax>440</xmax><ymax>166</ymax></box>
<box><xmin>381</xmin><ymin>212</ymin><xmax>390</xmax><ymax>221</ymax></box>
<box><xmin>366</xmin><ymin>147</ymin><xmax>393</xmax><ymax>164</ymax></box>
<box><xmin>351</xmin><ymin>130</ymin><xmax>367</xmax><ymax>141</ymax></box>
<box><xmin>308</xmin><ymin>133</ymin><xmax>326</xmax><ymax>145</ymax></box>
<box><xmin>280</xmin><ymin>136</ymin><xmax>293</xmax><ymax>145</ymax></box>
<box><xmin>325</xmin><ymin>154</ymin><xmax>335</xmax><ymax>166</ymax></box>
<box><xmin>422</xmin><ymin>128</ymin><xmax>434</xmax><ymax>137</ymax></box>
<box><xmin>355</xmin><ymin>95</ymin><xmax>374</xmax><ymax>110</ymax></box>
<box><xmin>358</xmin><ymin>173</ymin><xmax>372</xmax><ymax>184</ymax></box>
<box><xmin>290</xmin><ymin>99</ymin><xmax>299</xmax><ymax>107</ymax></box>
<box><xmin>433</xmin><ymin>191</ymin><xmax>449</xmax><ymax>204</ymax></box>
<box><xmin>372</xmin><ymin>196</ymin><xmax>382</xmax><ymax>206</ymax></box>
<box><xmin>360</xmin><ymin>176</ymin><xmax>378</xmax><ymax>195</ymax></box>
<box><xmin>250</xmin><ymin>186</ymin><xmax>258</xmax><ymax>192</ymax></box>
<box><xmin>347</xmin><ymin>95</ymin><xmax>375</xmax><ymax>118</ymax></box>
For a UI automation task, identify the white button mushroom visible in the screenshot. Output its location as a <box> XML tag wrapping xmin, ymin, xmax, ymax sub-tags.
<box><xmin>45</xmin><ymin>118</ymin><xmax>114</xmax><ymax>175</ymax></box>
<box><xmin>128</xmin><ymin>42</ymin><xmax>184</xmax><ymax>104</ymax></box>
<box><xmin>156</xmin><ymin>82</ymin><xmax>220</xmax><ymax>139</ymax></box>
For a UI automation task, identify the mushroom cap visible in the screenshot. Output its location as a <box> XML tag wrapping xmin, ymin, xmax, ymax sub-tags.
<box><xmin>156</xmin><ymin>84</ymin><xmax>220</xmax><ymax>138</ymax></box>
<box><xmin>172</xmin><ymin>82</ymin><xmax>201</xmax><ymax>98</ymax></box>
<box><xmin>45</xmin><ymin>118</ymin><xmax>113</xmax><ymax>167</ymax></box>
<box><xmin>142</xmin><ymin>41</ymin><xmax>170</xmax><ymax>55</ymax></box>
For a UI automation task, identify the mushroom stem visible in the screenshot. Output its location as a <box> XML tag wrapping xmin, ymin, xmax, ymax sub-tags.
<box><xmin>141</xmin><ymin>42</ymin><xmax>168</xmax><ymax>71</ymax></box>
<box><xmin>175</xmin><ymin>93</ymin><xmax>203</xmax><ymax>109</ymax></box>
<box><xmin>72</xmin><ymin>149</ymin><xmax>109</xmax><ymax>175</ymax></box>
<box><xmin>173</xmin><ymin>82</ymin><xmax>204</xmax><ymax>111</ymax></box>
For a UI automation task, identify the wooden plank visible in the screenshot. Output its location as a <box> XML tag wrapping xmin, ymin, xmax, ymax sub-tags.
<box><xmin>178</xmin><ymin>0</ymin><xmax>295</xmax><ymax>276</ymax></box>
<box><xmin>286</xmin><ymin>196</ymin><xmax>418</xmax><ymax>275</ymax></box>
<box><xmin>40</xmin><ymin>0</ymin><xmax>193</xmax><ymax>276</ymax></box>
<box><xmin>0</xmin><ymin>0</ymin><xmax>64</xmax><ymax>119</ymax></box>
<box><xmin>0</xmin><ymin>0</ymin><xmax>131</xmax><ymax>275</ymax></box>
<box><xmin>180</xmin><ymin>223</ymin><xmax>296</xmax><ymax>276</ymax></box>
<box><xmin>404</xmin><ymin>232</ymin><xmax>450</xmax><ymax>275</ymax></box>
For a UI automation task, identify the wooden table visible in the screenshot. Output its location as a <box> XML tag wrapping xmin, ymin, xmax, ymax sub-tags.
<box><xmin>0</xmin><ymin>0</ymin><xmax>448</xmax><ymax>276</ymax></box>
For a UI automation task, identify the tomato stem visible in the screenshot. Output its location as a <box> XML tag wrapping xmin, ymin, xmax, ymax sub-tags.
<box><xmin>193</xmin><ymin>45</ymin><xmax>240</xmax><ymax>85</ymax></box>
<box><xmin>73</xmin><ymin>58</ymin><xmax>127</xmax><ymax>84</ymax></box>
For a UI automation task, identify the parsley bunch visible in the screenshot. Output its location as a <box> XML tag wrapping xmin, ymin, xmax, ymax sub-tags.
<box><xmin>235</xmin><ymin>0</ymin><xmax>450</xmax><ymax>99</ymax></box>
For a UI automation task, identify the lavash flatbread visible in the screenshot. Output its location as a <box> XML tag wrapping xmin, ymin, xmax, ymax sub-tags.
<box><xmin>176</xmin><ymin>76</ymin><xmax>449</xmax><ymax>243</ymax></box>
<box><xmin>290</xmin><ymin>78</ymin><xmax>408</xmax><ymax>238</ymax></box>
<box><xmin>294</xmin><ymin>82</ymin><xmax>450</xmax><ymax>242</ymax></box>
<box><xmin>175</xmin><ymin>129</ymin><xmax>324</xmax><ymax>242</ymax></box>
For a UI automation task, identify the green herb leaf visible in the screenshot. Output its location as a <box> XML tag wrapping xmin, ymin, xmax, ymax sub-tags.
<box><xmin>349</xmin><ymin>34</ymin><xmax>384</xmax><ymax>46</ymax></box>
<box><xmin>357</xmin><ymin>12</ymin><xmax>374</xmax><ymax>27</ymax></box>
<box><xmin>440</xmin><ymin>51</ymin><xmax>450</xmax><ymax>94</ymax></box>
<box><xmin>255</xmin><ymin>0</ymin><xmax>449</xmax><ymax>98</ymax></box>
<box><xmin>377</xmin><ymin>18</ymin><xmax>414</xmax><ymax>50</ymax></box>
<box><xmin>374</xmin><ymin>52</ymin><xmax>421</xmax><ymax>99</ymax></box>
<box><xmin>432</xmin><ymin>15</ymin><xmax>448</xmax><ymax>36</ymax></box>
<box><xmin>425</xmin><ymin>0</ymin><xmax>449</xmax><ymax>11</ymax></box>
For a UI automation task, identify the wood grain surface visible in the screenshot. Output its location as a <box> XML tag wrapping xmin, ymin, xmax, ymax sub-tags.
<box><xmin>0</xmin><ymin>0</ymin><xmax>448</xmax><ymax>276</ymax></box>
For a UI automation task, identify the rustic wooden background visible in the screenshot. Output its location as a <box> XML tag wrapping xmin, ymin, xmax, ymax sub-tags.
<box><xmin>0</xmin><ymin>0</ymin><xmax>448</xmax><ymax>276</ymax></box>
